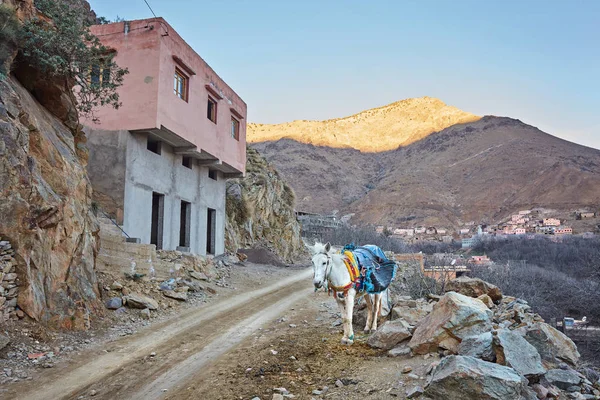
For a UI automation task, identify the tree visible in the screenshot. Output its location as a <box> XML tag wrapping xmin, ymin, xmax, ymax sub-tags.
<box><xmin>20</xmin><ymin>0</ymin><xmax>128</xmax><ymax>123</ymax></box>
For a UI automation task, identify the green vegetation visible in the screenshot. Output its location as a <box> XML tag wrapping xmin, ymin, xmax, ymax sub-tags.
<box><xmin>19</xmin><ymin>0</ymin><xmax>128</xmax><ymax>122</ymax></box>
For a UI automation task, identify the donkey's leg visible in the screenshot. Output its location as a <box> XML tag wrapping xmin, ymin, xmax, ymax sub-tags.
<box><xmin>343</xmin><ymin>291</ymin><xmax>356</xmax><ymax>345</ymax></box>
<box><xmin>371</xmin><ymin>294</ymin><xmax>382</xmax><ymax>331</ymax></box>
<box><xmin>364</xmin><ymin>294</ymin><xmax>373</xmax><ymax>333</ymax></box>
<box><xmin>335</xmin><ymin>295</ymin><xmax>349</xmax><ymax>342</ymax></box>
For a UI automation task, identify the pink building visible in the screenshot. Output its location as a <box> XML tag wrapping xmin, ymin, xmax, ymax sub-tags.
<box><xmin>543</xmin><ymin>218</ymin><xmax>561</xmax><ymax>227</ymax></box>
<box><xmin>84</xmin><ymin>18</ymin><xmax>247</xmax><ymax>256</ymax></box>
<box><xmin>555</xmin><ymin>226</ymin><xmax>573</xmax><ymax>235</ymax></box>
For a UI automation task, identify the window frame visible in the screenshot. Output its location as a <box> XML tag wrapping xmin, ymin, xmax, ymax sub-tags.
<box><xmin>208</xmin><ymin>169</ymin><xmax>217</xmax><ymax>181</ymax></box>
<box><xmin>231</xmin><ymin>116</ymin><xmax>240</xmax><ymax>140</ymax></box>
<box><xmin>182</xmin><ymin>156</ymin><xmax>193</xmax><ymax>169</ymax></box>
<box><xmin>174</xmin><ymin>68</ymin><xmax>189</xmax><ymax>102</ymax></box>
<box><xmin>207</xmin><ymin>95</ymin><xmax>218</xmax><ymax>124</ymax></box>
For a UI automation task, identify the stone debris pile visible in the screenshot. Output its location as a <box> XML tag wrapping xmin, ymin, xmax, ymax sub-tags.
<box><xmin>367</xmin><ymin>276</ymin><xmax>598</xmax><ymax>399</ymax></box>
<box><xmin>101</xmin><ymin>250</ymin><xmax>239</xmax><ymax>316</ymax></box>
<box><xmin>0</xmin><ymin>239</ymin><xmax>21</xmax><ymax>322</ymax></box>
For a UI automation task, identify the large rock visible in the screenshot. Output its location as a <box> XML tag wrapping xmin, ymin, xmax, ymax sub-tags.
<box><xmin>458</xmin><ymin>332</ymin><xmax>494</xmax><ymax>362</ymax></box>
<box><xmin>409</xmin><ymin>292</ymin><xmax>492</xmax><ymax>354</ymax></box>
<box><xmin>0</xmin><ymin>76</ymin><xmax>102</xmax><ymax>329</ymax></box>
<box><xmin>545</xmin><ymin>369</ymin><xmax>582</xmax><ymax>390</ymax></box>
<box><xmin>424</xmin><ymin>355</ymin><xmax>528</xmax><ymax>400</ymax></box>
<box><xmin>367</xmin><ymin>319</ymin><xmax>412</xmax><ymax>350</ymax></box>
<box><xmin>445</xmin><ymin>276</ymin><xmax>502</xmax><ymax>302</ymax></box>
<box><xmin>123</xmin><ymin>293</ymin><xmax>158</xmax><ymax>310</ymax></box>
<box><xmin>515</xmin><ymin>322</ymin><xmax>580</xmax><ymax>367</ymax></box>
<box><xmin>493</xmin><ymin>329</ymin><xmax>545</xmax><ymax>379</ymax></box>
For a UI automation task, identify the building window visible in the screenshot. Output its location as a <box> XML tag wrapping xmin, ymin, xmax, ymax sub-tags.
<box><xmin>231</xmin><ymin>117</ymin><xmax>240</xmax><ymax>140</ymax></box>
<box><xmin>208</xmin><ymin>169</ymin><xmax>217</xmax><ymax>180</ymax></box>
<box><xmin>174</xmin><ymin>68</ymin><xmax>189</xmax><ymax>101</ymax></box>
<box><xmin>90</xmin><ymin>63</ymin><xmax>111</xmax><ymax>87</ymax></box>
<box><xmin>207</xmin><ymin>96</ymin><xmax>217</xmax><ymax>123</ymax></box>
<box><xmin>147</xmin><ymin>138</ymin><xmax>162</xmax><ymax>155</ymax></box>
<box><xmin>182</xmin><ymin>156</ymin><xmax>192</xmax><ymax>169</ymax></box>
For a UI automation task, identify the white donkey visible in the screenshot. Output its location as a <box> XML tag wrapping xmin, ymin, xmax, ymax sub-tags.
<box><xmin>311</xmin><ymin>242</ymin><xmax>383</xmax><ymax>345</ymax></box>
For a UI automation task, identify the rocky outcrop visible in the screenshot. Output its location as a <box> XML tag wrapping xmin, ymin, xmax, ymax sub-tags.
<box><xmin>409</xmin><ymin>291</ymin><xmax>492</xmax><ymax>354</ymax></box>
<box><xmin>0</xmin><ymin>239</ymin><xmax>19</xmax><ymax>321</ymax></box>
<box><xmin>225</xmin><ymin>148</ymin><xmax>307</xmax><ymax>264</ymax></box>
<box><xmin>445</xmin><ymin>276</ymin><xmax>503</xmax><ymax>302</ymax></box>
<box><xmin>425</xmin><ymin>355</ymin><xmax>529</xmax><ymax>400</ymax></box>
<box><xmin>0</xmin><ymin>76</ymin><xmax>101</xmax><ymax>329</ymax></box>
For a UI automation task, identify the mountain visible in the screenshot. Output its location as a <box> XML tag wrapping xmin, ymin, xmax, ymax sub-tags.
<box><xmin>249</xmin><ymin>103</ymin><xmax>600</xmax><ymax>228</ymax></box>
<box><xmin>248</xmin><ymin>97</ymin><xmax>480</xmax><ymax>152</ymax></box>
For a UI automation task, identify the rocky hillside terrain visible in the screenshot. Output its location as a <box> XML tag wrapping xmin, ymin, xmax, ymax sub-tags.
<box><xmin>225</xmin><ymin>147</ymin><xmax>307</xmax><ymax>264</ymax></box>
<box><xmin>249</xmin><ymin>97</ymin><xmax>480</xmax><ymax>152</ymax></box>
<box><xmin>252</xmin><ymin>113</ymin><xmax>600</xmax><ymax>227</ymax></box>
<box><xmin>0</xmin><ymin>0</ymin><xmax>102</xmax><ymax>329</ymax></box>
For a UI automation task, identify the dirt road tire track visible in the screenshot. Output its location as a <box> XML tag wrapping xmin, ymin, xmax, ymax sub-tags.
<box><xmin>7</xmin><ymin>269</ymin><xmax>313</xmax><ymax>400</ymax></box>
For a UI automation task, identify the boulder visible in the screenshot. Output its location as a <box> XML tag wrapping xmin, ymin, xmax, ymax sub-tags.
<box><xmin>493</xmin><ymin>329</ymin><xmax>545</xmax><ymax>379</ymax></box>
<box><xmin>123</xmin><ymin>293</ymin><xmax>158</xmax><ymax>310</ymax></box>
<box><xmin>545</xmin><ymin>369</ymin><xmax>582</xmax><ymax>390</ymax></box>
<box><xmin>367</xmin><ymin>319</ymin><xmax>412</xmax><ymax>350</ymax></box>
<box><xmin>458</xmin><ymin>332</ymin><xmax>494</xmax><ymax>362</ymax></box>
<box><xmin>532</xmin><ymin>384</ymin><xmax>549</xmax><ymax>399</ymax></box>
<box><xmin>424</xmin><ymin>355</ymin><xmax>528</xmax><ymax>400</ymax></box>
<box><xmin>445</xmin><ymin>276</ymin><xmax>502</xmax><ymax>302</ymax></box>
<box><xmin>105</xmin><ymin>297</ymin><xmax>123</xmax><ymax>310</ymax></box>
<box><xmin>162</xmin><ymin>290</ymin><xmax>188</xmax><ymax>301</ymax></box>
<box><xmin>409</xmin><ymin>292</ymin><xmax>492</xmax><ymax>354</ymax></box>
<box><xmin>388</xmin><ymin>344</ymin><xmax>411</xmax><ymax>357</ymax></box>
<box><xmin>515</xmin><ymin>322</ymin><xmax>580</xmax><ymax>367</ymax></box>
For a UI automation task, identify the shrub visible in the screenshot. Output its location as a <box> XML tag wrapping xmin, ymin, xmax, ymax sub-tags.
<box><xmin>20</xmin><ymin>0</ymin><xmax>128</xmax><ymax>122</ymax></box>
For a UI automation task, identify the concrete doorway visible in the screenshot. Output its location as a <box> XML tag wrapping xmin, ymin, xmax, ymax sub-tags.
<box><xmin>151</xmin><ymin>192</ymin><xmax>164</xmax><ymax>249</ymax></box>
<box><xmin>179</xmin><ymin>200</ymin><xmax>191</xmax><ymax>249</ymax></box>
<box><xmin>206</xmin><ymin>208</ymin><xmax>216</xmax><ymax>255</ymax></box>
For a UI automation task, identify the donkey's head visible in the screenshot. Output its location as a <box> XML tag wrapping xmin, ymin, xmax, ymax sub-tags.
<box><xmin>311</xmin><ymin>242</ymin><xmax>332</xmax><ymax>289</ymax></box>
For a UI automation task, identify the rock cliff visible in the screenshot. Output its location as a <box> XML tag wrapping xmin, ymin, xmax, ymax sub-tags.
<box><xmin>225</xmin><ymin>148</ymin><xmax>307</xmax><ymax>264</ymax></box>
<box><xmin>0</xmin><ymin>76</ymin><xmax>101</xmax><ymax>329</ymax></box>
<box><xmin>0</xmin><ymin>0</ymin><xmax>102</xmax><ymax>329</ymax></box>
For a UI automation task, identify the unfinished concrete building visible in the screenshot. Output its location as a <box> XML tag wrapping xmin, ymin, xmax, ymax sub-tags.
<box><xmin>84</xmin><ymin>18</ymin><xmax>247</xmax><ymax>256</ymax></box>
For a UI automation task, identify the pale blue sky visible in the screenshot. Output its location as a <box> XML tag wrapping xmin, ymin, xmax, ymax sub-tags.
<box><xmin>89</xmin><ymin>0</ymin><xmax>600</xmax><ymax>149</ymax></box>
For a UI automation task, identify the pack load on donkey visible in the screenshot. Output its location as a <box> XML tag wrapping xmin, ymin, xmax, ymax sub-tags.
<box><xmin>340</xmin><ymin>244</ymin><xmax>398</xmax><ymax>294</ymax></box>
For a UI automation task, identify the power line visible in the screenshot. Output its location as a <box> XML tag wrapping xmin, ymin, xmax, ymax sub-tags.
<box><xmin>143</xmin><ymin>0</ymin><xmax>157</xmax><ymax>18</ymax></box>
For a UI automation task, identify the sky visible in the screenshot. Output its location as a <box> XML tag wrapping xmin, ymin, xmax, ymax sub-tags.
<box><xmin>89</xmin><ymin>0</ymin><xmax>600</xmax><ymax>149</ymax></box>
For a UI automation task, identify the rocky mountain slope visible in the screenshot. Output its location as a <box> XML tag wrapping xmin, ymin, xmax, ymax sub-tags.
<box><xmin>248</xmin><ymin>97</ymin><xmax>480</xmax><ymax>152</ymax></box>
<box><xmin>252</xmin><ymin>112</ymin><xmax>600</xmax><ymax>228</ymax></box>
<box><xmin>225</xmin><ymin>148</ymin><xmax>307</xmax><ymax>263</ymax></box>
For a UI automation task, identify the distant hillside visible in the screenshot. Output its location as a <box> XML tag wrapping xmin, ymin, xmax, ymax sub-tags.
<box><xmin>248</xmin><ymin>97</ymin><xmax>480</xmax><ymax>152</ymax></box>
<box><xmin>251</xmin><ymin>113</ymin><xmax>600</xmax><ymax>228</ymax></box>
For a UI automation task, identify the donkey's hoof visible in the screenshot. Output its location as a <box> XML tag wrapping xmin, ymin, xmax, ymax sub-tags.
<box><xmin>340</xmin><ymin>337</ymin><xmax>354</xmax><ymax>345</ymax></box>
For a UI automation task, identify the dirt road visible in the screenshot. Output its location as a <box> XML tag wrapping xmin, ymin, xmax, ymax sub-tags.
<box><xmin>5</xmin><ymin>268</ymin><xmax>313</xmax><ymax>400</ymax></box>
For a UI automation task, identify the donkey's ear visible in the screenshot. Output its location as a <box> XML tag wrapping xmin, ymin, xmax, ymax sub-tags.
<box><xmin>325</xmin><ymin>242</ymin><xmax>331</xmax><ymax>253</ymax></box>
<box><xmin>309</xmin><ymin>243</ymin><xmax>319</xmax><ymax>255</ymax></box>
